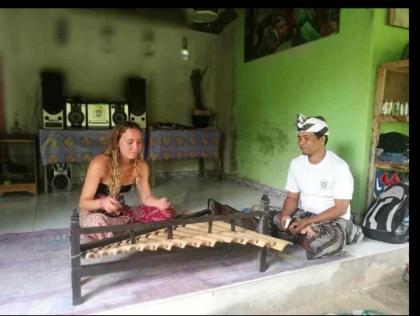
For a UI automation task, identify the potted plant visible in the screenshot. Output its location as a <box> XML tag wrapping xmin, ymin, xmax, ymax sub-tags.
<box><xmin>190</xmin><ymin>67</ymin><xmax>212</xmax><ymax>128</ymax></box>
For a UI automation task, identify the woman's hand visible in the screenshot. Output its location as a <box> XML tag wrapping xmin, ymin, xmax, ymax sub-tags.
<box><xmin>99</xmin><ymin>196</ymin><xmax>122</xmax><ymax>215</ymax></box>
<box><xmin>156</xmin><ymin>197</ymin><xmax>171</xmax><ymax>210</ymax></box>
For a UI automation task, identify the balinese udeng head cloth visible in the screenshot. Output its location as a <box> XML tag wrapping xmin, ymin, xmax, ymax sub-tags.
<box><xmin>296</xmin><ymin>113</ymin><xmax>329</xmax><ymax>136</ymax></box>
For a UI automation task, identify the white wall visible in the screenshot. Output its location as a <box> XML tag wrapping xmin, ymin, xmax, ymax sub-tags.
<box><xmin>0</xmin><ymin>8</ymin><xmax>221</xmax><ymax>132</ymax></box>
<box><xmin>0</xmin><ymin>8</ymin><xmax>235</xmax><ymax>176</ymax></box>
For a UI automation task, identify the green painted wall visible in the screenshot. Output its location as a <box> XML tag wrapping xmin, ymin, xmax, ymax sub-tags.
<box><xmin>232</xmin><ymin>9</ymin><xmax>408</xmax><ymax>217</ymax></box>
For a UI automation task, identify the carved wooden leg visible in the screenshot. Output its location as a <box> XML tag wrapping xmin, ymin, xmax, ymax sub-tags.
<box><xmin>71</xmin><ymin>267</ymin><xmax>82</xmax><ymax>305</ymax></box>
<box><xmin>257</xmin><ymin>247</ymin><xmax>267</xmax><ymax>272</ymax></box>
<box><xmin>257</xmin><ymin>194</ymin><xmax>270</xmax><ymax>272</ymax></box>
<box><xmin>199</xmin><ymin>158</ymin><xmax>204</xmax><ymax>177</ymax></box>
<box><xmin>70</xmin><ymin>209</ymin><xmax>82</xmax><ymax>305</ymax></box>
<box><xmin>44</xmin><ymin>165</ymin><xmax>48</xmax><ymax>193</ymax></box>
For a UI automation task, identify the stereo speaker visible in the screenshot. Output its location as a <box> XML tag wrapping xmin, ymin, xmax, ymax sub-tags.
<box><xmin>65</xmin><ymin>99</ymin><xmax>87</xmax><ymax>129</ymax></box>
<box><xmin>125</xmin><ymin>77</ymin><xmax>147</xmax><ymax>128</ymax></box>
<box><xmin>110</xmin><ymin>102</ymin><xmax>129</xmax><ymax>127</ymax></box>
<box><xmin>48</xmin><ymin>163</ymin><xmax>72</xmax><ymax>193</ymax></box>
<box><xmin>41</xmin><ymin>71</ymin><xmax>65</xmax><ymax>129</ymax></box>
<box><xmin>87</xmin><ymin>102</ymin><xmax>110</xmax><ymax>129</ymax></box>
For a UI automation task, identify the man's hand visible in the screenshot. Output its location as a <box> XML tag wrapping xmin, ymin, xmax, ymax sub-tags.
<box><xmin>278</xmin><ymin>214</ymin><xmax>291</xmax><ymax>231</ymax></box>
<box><xmin>278</xmin><ymin>191</ymin><xmax>299</xmax><ymax>231</ymax></box>
<box><xmin>289</xmin><ymin>218</ymin><xmax>310</xmax><ymax>235</ymax></box>
<box><xmin>300</xmin><ymin>225</ymin><xmax>318</xmax><ymax>238</ymax></box>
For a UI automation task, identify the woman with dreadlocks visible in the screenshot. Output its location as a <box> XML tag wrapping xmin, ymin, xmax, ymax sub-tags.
<box><xmin>79</xmin><ymin>121</ymin><xmax>175</xmax><ymax>241</ymax></box>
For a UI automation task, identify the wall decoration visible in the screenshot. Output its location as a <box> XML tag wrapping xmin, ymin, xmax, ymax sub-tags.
<box><xmin>100</xmin><ymin>25</ymin><xmax>115</xmax><ymax>53</ymax></box>
<box><xmin>55</xmin><ymin>18</ymin><xmax>68</xmax><ymax>45</ymax></box>
<box><xmin>388</xmin><ymin>8</ymin><xmax>409</xmax><ymax>29</ymax></box>
<box><xmin>244</xmin><ymin>8</ymin><xmax>340</xmax><ymax>62</ymax></box>
<box><xmin>142</xmin><ymin>29</ymin><xmax>156</xmax><ymax>57</ymax></box>
<box><xmin>190</xmin><ymin>67</ymin><xmax>212</xmax><ymax>128</ymax></box>
<box><xmin>181</xmin><ymin>37</ymin><xmax>189</xmax><ymax>61</ymax></box>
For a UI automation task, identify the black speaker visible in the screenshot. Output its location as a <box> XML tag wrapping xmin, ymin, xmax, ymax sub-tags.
<box><xmin>41</xmin><ymin>71</ymin><xmax>65</xmax><ymax>129</ymax></box>
<box><xmin>65</xmin><ymin>99</ymin><xmax>87</xmax><ymax>129</ymax></box>
<box><xmin>110</xmin><ymin>102</ymin><xmax>129</xmax><ymax>127</ymax></box>
<box><xmin>48</xmin><ymin>163</ymin><xmax>72</xmax><ymax>193</ymax></box>
<box><xmin>125</xmin><ymin>77</ymin><xmax>147</xmax><ymax>128</ymax></box>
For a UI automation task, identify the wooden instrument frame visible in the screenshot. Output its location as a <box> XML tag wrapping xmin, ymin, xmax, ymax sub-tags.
<box><xmin>70</xmin><ymin>196</ymin><xmax>278</xmax><ymax>305</ymax></box>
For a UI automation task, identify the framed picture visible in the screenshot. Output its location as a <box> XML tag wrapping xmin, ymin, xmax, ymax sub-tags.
<box><xmin>388</xmin><ymin>9</ymin><xmax>409</xmax><ymax>29</ymax></box>
<box><xmin>244</xmin><ymin>8</ymin><xmax>340</xmax><ymax>62</ymax></box>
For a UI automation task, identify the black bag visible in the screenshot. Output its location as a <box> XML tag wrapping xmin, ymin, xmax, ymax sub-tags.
<box><xmin>362</xmin><ymin>183</ymin><xmax>409</xmax><ymax>243</ymax></box>
<box><xmin>378</xmin><ymin>132</ymin><xmax>409</xmax><ymax>155</ymax></box>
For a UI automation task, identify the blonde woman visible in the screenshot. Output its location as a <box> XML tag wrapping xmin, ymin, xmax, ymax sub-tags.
<box><xmin>79</xmin><ymin>121</ymin><xmax>174</xmax><ymax>241</ymax></box>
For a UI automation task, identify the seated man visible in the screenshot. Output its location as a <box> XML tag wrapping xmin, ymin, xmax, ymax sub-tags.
<box><xmin>270</xmin><ymin>113</ymin><xmax>363</xmax><ymax>260</ymax></box>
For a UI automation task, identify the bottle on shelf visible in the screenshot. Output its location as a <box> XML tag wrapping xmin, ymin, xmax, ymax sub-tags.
<box><xmin>381</xmin><ymin>100</ymin><xmax>389</xmax><ymax>115</ymax></box>
<box><xmin>393</xmin><ymin>101</ymin><xmax>400</xmax><ymax>115</ymax></box>
<box><xmin>381</xmin><ymin>100</ymin><xmax>409</xmax><ymax>118</ymax></box>
<box><xmin>400</xmin><ymin>102</ymin><xmax>405</xmax><ymax>116</ymax></box>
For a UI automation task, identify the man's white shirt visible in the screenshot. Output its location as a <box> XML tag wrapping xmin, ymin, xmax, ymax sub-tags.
<box><xmin>285</xmin><ymin>150</ymin><xmax>354</xmax><ymax>220</ymax></box>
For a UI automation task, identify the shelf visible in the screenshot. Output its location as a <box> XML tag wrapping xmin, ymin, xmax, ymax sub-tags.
<box><xmin>380</xmin><ymin>59</ymin><xmax>409</xmax><ymax>72</ymax></box>
<box><xmin>376</xmin><ymin>115</ymin><xmax>409</xmax><ymax>123</ymax></box>
<box><xmin>0</xmin><ymin>183</ymin><xmax>37</xmax><ymax>195</ymax></box>
<box><xmin>1</xmin><ymin>175</ymin><xmax>36</xmax><ymax>182</ymax></box>
<box><xmin>374</xmin><ymin>160</ymin><xmax>409</xmax><ymax>173</ymax></box>
<box><xmin>367</xmin><ymin>59</ymin><xmax>409</xmax><ymax>207</ymax></box>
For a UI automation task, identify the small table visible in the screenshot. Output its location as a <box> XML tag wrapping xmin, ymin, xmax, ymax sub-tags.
<box><xmin>0</xmin><ymin>134</ymin><xmax>38</xmax><ymax>195</ymax></box>
<box><xmin>38</xmin><ymin>129</ymin><xmax>112</xmax><ymax>193</ymax></box>
<box><xmin>38</xmin><ymin>128</ymin><xmax>222</xmax><ymax>191</ymax></box>
<box><xmin>146</xmin><ymin>127</ymin><xmax>222</xmax><ymax>187</ymax></box>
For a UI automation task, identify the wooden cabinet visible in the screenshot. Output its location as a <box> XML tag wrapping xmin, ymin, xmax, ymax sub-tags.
<box><xmin>367</xmin><ymin>59</ymin><xmax>409</xmax><ymax>206</ymax></box>
<box><xmin>0</xmin><ymin>134</ymin><xmax>38</xmax><ymax>195</ymax></box>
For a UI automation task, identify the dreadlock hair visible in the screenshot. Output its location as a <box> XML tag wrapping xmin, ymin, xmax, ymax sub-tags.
<box><xmin>103</xmin><ymin>121</ymin><xmax>143</xmax><ymax>197</ymax></box>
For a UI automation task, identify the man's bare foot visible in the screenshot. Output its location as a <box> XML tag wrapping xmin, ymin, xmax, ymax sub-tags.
<box><xmin>300</xmin><ymin>225</ymin><xmax>318</xmax><ymax>238</ymax></box>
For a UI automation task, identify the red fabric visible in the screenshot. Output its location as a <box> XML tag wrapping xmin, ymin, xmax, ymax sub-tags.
<box><xmin>79</xmin><ymin>194</ymin><xmax>175</xmax><ymax>242</ymax></box>
<box><xmin>90</xmin><ymin>193</ymin><xmax>175</xmax><ymax>223</ymax></box>
<box><xmin>121</xmin><ymin>204</ymin><xmax>175</xmax><ymax>223</ymax></box>
<box><xmin>390</xmin><ymin>173</ymin><xmax>400</xmax><ymax>185</ymax></box>
<box><xmin>380</xmin><ymin>172</ymin><xmax>401</xmax><ymax>188</ymax></box>
<box><xmin>381</xmin><ymin>172</ymin><xmax>391</xmax><ymax>187</ymax></box>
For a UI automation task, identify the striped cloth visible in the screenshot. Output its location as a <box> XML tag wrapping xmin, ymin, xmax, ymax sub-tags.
<box><xmin>271</xmin><ymin>209</ymin><xmax>362</xmax><ymax>260</ymax></box>
<box><xmin>296</xmin><ymin>113</ymin><xmax>329</xmax><ymax>136</ymax></box>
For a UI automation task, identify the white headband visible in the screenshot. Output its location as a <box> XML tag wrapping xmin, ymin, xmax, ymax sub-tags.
<box><xmin>296</xmin><ymin>113</ymin><xmax>329</xmax><ymax>136</ymax></box>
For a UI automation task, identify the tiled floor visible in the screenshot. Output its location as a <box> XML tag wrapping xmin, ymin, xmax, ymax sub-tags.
<box><xmin>0</xmin><ymin>176</ymin><xmax>284</xmax><ymax>234</ymax></box>
<box><xmin>0</xmin><ymin>176</ymin><xmax>409</xmax><ymax>314</ymax></box>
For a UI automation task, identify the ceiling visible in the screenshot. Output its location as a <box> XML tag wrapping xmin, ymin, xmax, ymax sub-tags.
<box><xmin>189</xmin><ymin>9</ymin><xmax>238</xmax><ymax>34</ymax></box>
<box><xmin>97</xmin><ymin>8</ymin><xmax>238</xmax><ymax>34</ymax></box>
